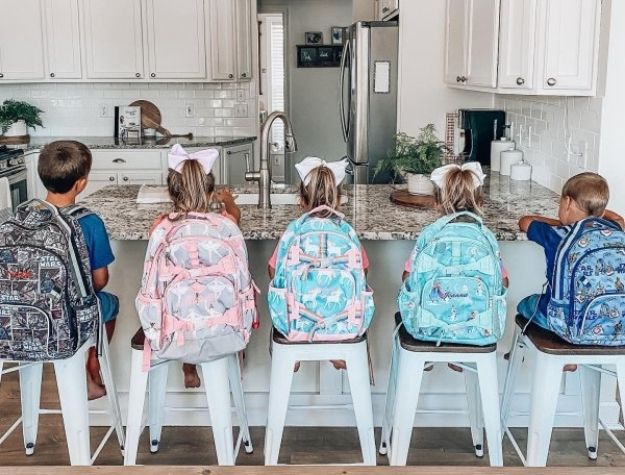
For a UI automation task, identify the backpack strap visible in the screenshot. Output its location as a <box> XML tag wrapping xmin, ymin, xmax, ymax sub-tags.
<box><xmin>63</xmin><ymin>204</ymin><xmax>95</xmax><ymax>221</ymax></box>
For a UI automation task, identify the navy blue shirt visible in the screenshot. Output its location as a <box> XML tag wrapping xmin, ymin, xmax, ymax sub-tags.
<box><xmin>78</xmin><ymin>214</ymin><xmax>115</xmax><ymax>271</ymax></box>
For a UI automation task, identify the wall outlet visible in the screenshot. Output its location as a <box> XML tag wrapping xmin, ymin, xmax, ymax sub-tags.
<box><xmin>185</xmin><ymin>103</ymin><xmax>195</xmax><ymax>118</ymax></box>
<box><xmin>236</xmin><ymin>89</ymin><xmax>247</xmax><ymax>102</ymax></box>
<box><xmin>99</xmin><ymin>104</ymin><xmax>112</xmax><ymax>118</ymax></box>
<box><xmin>235</xmin><ymin>103</ymin><xmax>248</xmax><ymax>118</ymax></box>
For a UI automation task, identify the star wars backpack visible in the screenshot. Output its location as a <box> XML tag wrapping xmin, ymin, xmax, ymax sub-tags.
<box><xmin>399</xmin><ymin>212</ymin><xmax>507</xmax><ymax>346</ymax></box>
<box><xmin>547</xmin><ymin>217</ymin><xmax>625</xmax><ymax>345</ymax></box>
<box><xmin>267</xmin><ymin>206</ymin><xmax>375</xmax><ymax>342</ymax></box>
<box><xmin>135</xmin><ymin>212</ymin><xmax>258</xmax><ymax>365</ymax></box>
<box><xmin>0</xmin><ymin>200</ymin><xmax>99</xmax><ymax>361</ymax></box>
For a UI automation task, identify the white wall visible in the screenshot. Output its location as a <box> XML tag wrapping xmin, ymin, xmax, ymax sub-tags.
<box><xmin>397</xmin><ymin>0</ymin><xmax>493</xmax><ymax>139</ymax></box>
<box><xmin>353</xmin><ymin>0</ymin><xmax>375</xmax><ymax>21</ymax></box>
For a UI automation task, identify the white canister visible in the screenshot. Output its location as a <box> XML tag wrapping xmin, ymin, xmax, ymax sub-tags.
<box><xmin>407</xmin><ymin>173</ymin><xmax>435</xmax><ymax>195</ymax></box>
<box><xmin>511</xmin><ymin>161</ymin><xmax>532</xmax><ymax>181</ymax></box>
<box><xmin>500</xmin><ymin>150</ymin><xmax>523</xmax><ymax>176</ymax></box>
<box><xmin>490</xmin><ymin>139</ymin><xmax>515</xmax><ymax>173</ymax></box>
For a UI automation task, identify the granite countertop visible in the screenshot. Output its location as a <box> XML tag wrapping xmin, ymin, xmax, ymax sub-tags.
<box><xmin>80</xmin><ymin>173</ymin><xmax>560</xmax><ymax>241</ymax></box>
<box><xmin>18</xmin><ymin>135</ymin><xmax>256</xmax><ymax>152</ymax></box>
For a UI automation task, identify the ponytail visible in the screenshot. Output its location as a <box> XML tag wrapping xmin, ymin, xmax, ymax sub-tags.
<box><xmin>437</xmin><ymin>167</ymin><xmax>483</xmax><ymax>215</ymax></box>
<box><xmin>299</xmin><ymin>166</ymin><xmax>341</xmax><ymax>218</ymax></box>
<box><xmin>167</xmin><ymin>159</ymin><xmax>216</xmax><ymax>214</ymax></box>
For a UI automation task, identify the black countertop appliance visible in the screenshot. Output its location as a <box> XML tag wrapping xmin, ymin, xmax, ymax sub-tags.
<box><xmin>458</xmin><ymin>109</ymin><xmax>506</xmax><ymax>164</ymax></box>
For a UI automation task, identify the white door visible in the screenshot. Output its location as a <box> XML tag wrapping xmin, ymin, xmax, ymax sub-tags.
<box><xmin>207</xmin><ymin>0</ymin><xmax>237</xmax><ymax>81</ymax></box>
<box><xmin>466</xmin><ymin>0</ymin><xmax>500</xmax><ymax>88</ymax></box>
<box><xmin>541</xmin><ymin>0</ymin><xmax>600</xmax><ymax>92</ymax></box>
<box><xmin>82</xmin><ymin>0</ymin><xmax>145</xmax><ymax>80</ymax></box>
<box><xmin>119</xmin><ymin>172</ymin><xmax>163</xmax><ymax>186</ymax></box>
<box><xmin>84</xmin><ymin>172</ymin><xmax>118</xmax><ymax>198</ymax></box>
<box><xmin>235</xmin><ymin>0</ymin><xmax>253</xmax><ymax>80</ymax></box>
<box><xmin>43</xmin><ymin>0</ymin><xmax>82</xmax><ymax>79</ymax></box>
<box><xmin>444</xmin><ymin>0</ymin><xmax>469</xmax><ymax>86</ymax></box>
<box><xmin>145</xmin><ymin>0</ymin><xmax>206</xmax><ymax>79</ymax></box>
<box><xmin>498</xmin><ymin>0</ymin><xmax>537</xmax><ymax>90</ymax></box>
<box><xmin>0</xmin><ymin>0</ymin><xmax>45</xmax><ymax>80</ymax></box>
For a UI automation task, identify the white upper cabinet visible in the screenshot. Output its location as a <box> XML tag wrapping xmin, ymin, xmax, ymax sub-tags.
<box><xmin>539</xmin><ymin>0</ymin><xmax>601</xmax><ymax>93</ymax></box>
<box><xmin>376</xmin><ymin>0</ymin><xmax>399</xmax><ymax>20</ymax></box>
<box><xmin>145</xmin><ymin>0</ymin><xmax>206</xmax><ymax>79</ymax></box>
<box><xmin>82</xmin><ymin>0</ymin><xmax>145</xmax><ymax>79</ymax></box>
<box><xmin>498</xmin><ymin>0</ymin><xmax>537</xmax><ymax>90</ymax></box>
<box><xmin>444</xmin><ymin>0</ymin><xmax>469</xmax><ymax>86</ymax></box>
<box><xmin>43</xmin><ymin>0</ymin><xmax>82</xmax><ymax>79</ymax></box>
<box><xmin>466</xmin><ymin>0</ymin><xmax>500</xmax><ymax>88</ymax></box>
<box><xmin>0</xmin><ymin>0</ymin><xmax>45</xmax><ymax>80</ymax></box>
<box><xmin>235</xmin><ymin>0</ymin><xmax>253</xmax><ymax>80</ymax></box>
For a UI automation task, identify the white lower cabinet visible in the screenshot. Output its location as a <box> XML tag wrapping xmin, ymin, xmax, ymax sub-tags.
<box><xmin>83</xmin><ymin>172</ymin><xmax>118</xmax><ymax>198</ymax></box>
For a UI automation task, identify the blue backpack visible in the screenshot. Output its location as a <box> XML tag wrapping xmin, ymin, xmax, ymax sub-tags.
<box><xmin>547</xmin><ymin>217</ymin><xmax>625</xmax><ymax>345</ymax></box>
<box><xmin>398</xmin><ymin>212</ymin><xmax>507</xmax><ymax>346</ymax></box>
<box><xmin>267</xmin><ymin>206</ymin><xmax>374</xmax><ymax>342</ymax></box>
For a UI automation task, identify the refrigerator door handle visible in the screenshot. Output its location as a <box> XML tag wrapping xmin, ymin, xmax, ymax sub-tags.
<box><xmin>339</xmin><ymin>39</ymin><xmax>351</xmax><ymax>142</ymax></box>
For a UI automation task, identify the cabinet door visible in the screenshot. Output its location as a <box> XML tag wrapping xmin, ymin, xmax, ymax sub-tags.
<box><xmin>43</xmin><ymin>0</ymin><xmax>82</xmax><ymax>79</ymax></box>
<box><xmin>498</xmin><ymin>0</ymin><xmax>536</xmax><ymax>90</ymax></box>
<box><xmin>146</xmin><ymin>0</ymin><xmax>206</xmax><ymax>79</ymax></box>
<box><xmin>541</xmin><ymin>0</ymin><xmax>600</xmax><ymax>92</ymax></box>
<box><xmin>466</xmin><ymin>0</ymin><xmax>500</xmax><ymax>88</ymax></box>
<box><xmin>223</xmin><ymin>144</ymin><xmax>252</xmax><ymax>186</ymax></box>
<box><xmin>119</xmin><ymin>172</ymin><xmax>163</xmax><ymax>186</ymax></box>
<box><xmin>380</xmin><ymin>0</ymin><xmax>399</xmax><ymax>20</ymax></box>
<box><xmin>0</xmin><ymin>0</ymin><xmax>45</xmax><ymax>80</ymax></box>
<box><xmin>235</xmin><ymin>0</ymin><xmax>253</xmax><ymax>80</ymax></box>
<box><xmin>83</xmin><ymin>172</ymin><xmax>118</xmax><ymax>198</ymax></box>
<box><xmin>444</xmin><ymin>0</ymin><xmax>469</xmax><ymax>86</ymax></box>
<box><xmin>82</xmin><ymin>0</ymin><xmax>145</xmax><ymax>79</ymax></box>
<box><xmin>207</xmin><ymin>0</ymin><xmax>237</xmax><ymax>81</ymax></box>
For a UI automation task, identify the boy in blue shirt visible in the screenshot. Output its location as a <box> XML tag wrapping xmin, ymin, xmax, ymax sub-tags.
<box><xmin>38</xmin><ymin>141</ymin><xmax>118</xmax><ymax>400</ymax></box>
<box><xmin>518</xmin><ymin>173</ymin><xmax>624</xmax><ymax>367</ymax></box>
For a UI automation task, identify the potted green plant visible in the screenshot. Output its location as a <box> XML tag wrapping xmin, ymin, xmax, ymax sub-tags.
<box><xmin>0</xmin><ymin>99</ymin><xmax>44</xmax><ymax>137</ymax></box>
<box><xmin>374</xmin><ymin>124</ymin><xmax>447</xmax><ymax>195</ymax></box>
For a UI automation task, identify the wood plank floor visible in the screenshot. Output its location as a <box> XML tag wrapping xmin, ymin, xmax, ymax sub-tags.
<box><xmin>2</xmin><ymin>365</ymin><xmax>625</xmax><ymax>468</ymax></box>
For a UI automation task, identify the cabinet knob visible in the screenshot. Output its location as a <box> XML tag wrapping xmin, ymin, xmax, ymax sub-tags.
<box><xmin>109</xmin><ymin>176</ymin><xmax>115</xmax><ymax>182</ymax></box>
<box><xmin>135</xmin><ymin>73</ymin><xmax>141</xmax><ymax>78</ymax></box>
<box><xmin>547</xmin><ymin>77</ymin><xmax>557</xmax><ymax>87</ymax></box>
<box><xmin>456</xmin><ymin>76</ymin><xmax>462</xmax><ymax>83</ymax></box>
<box><xmin>241</xmin><ymin>73</ymin><xmax>247</xmax><ymax>78</ymax></box>
<box><xmin>0</xmin><ymin>73</ymin><xmax>4</xmax><ymax>78</ymax></box>
<box><xmin>226</xmin><ymin>151</ymin><xmax>232</xmax><ymax>155</ymax></box>
<box><xmin>461</xmin><ymin>76</ymin><xmax>467</xmax><ymax>83</ymax></box>
<box><xmin>151</xmin><ymin>73</ymin><xmax>156</xmax><ymax>78</ymax></box>
<box><xmin>49</xmin><ymin>72</ymin><xmax>55</xmax><ymax>78</ymax></box>
<box><xmin>123</xmin><ymin>176</ymin><xmax>129</xmax><ymax>182</ymax></box>
<box><xmin>516</xmin><ymin>77</ymin><xmax>525</xmax><ymax>86</ymax></box>
<box><xmin>228</xmin><ymin>73</ymin><xmax>234</xmax><ymax>79</ymax></box>
<box><xmin>382</xmin><ymin>6</ymin><xmax>390</xmax><ymax>12</ymax></box>
<box><xmin>112</xmin><ymin>158</ymin><xmax>126</xmax><ymax>164</ymax></box>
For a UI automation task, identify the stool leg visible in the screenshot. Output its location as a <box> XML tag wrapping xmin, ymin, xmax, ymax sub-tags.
<box><xmin>464</xmin><ymin>366</ymin><xmax>484</xmax><ymax>458</ymax></box>
<box><xmin>148</xmin><ymin>362</ymin><xmax>169</xmax><ymax>454</ymax></box>
<box><xmin>228</xmin><ymin>353</ymin><xmax>253</xmax><ymax>455</ymax></box>
<box><xmin>53</xmin><ymin>350</ymin><xmax>91</xmax><ymax>466</ymax></box>
<box><xmin>579</xmin><ymin>365</ymin><xmax>601</xmax><ymax>460</ymax></box>
<box><xmin>526</xmin><ymin>355</ymin><xmax>562</xmax><ymax>467</ymax></box>
<box><xmin>389</xmin><ymin>351</ymin><xmax>425</xmax><ymax>466</ymax></box>
<box><xmin>264</xmin><ymin>343</ymin><xmax>295</xmax><ymax>465</ymax></box>
<box><xmin>476</xmin><ymin>354</ymin><xmax>503</xmax><ymax>467</ymax></box>
<box><xmin>0</xmin><ymin>362</ymin><xmax>4</xmax><ymax>385</ymax></box>
<box><xmin>380</xmin><ymin>338</ymin><xmax>400</xmax><ymax>456</ymax></box>
<box><xmin>19</xmin><ymin>362</ymin><xmax>43</xmax><ymax>456</ymax></box>
<box><xmin>124</xmin><ymin>349</ymin><xmax>149</xmax><ymax>466</ymax></box>
<box><xmin>98</xmin><ymin>338</ymin><xmax>125</xmax><ymax>453</ymax></box>
<box><xmin>201</xmin><ymin>357</ymin><xmax>235</xmax><ymax>466</ymax></box>
<box><xmin>615</xmin><ymin>361</ymin><xmax>625</xmax><ymax>436</ymax></box>
<box><xmin>500</xmin><ymin>329</ymin><xmax>525</xmax><ymax>432</ymax></box>
<box><xmin>346</xmin><ymin>343</ymin><xmax>376</xmax><ymax>466</ymax></box>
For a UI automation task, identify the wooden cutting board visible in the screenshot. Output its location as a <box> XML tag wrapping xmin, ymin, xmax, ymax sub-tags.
<box><xmin>129</xmin><ymin>100</ymin><xmax>193</xmax><ymax>139</ymax></box>
<box><xmin>390</xmin><ymin>189</ymin><xmax>437</xmax><ymax>209</ymax></box>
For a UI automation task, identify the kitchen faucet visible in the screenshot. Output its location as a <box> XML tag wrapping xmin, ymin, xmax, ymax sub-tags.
<box><xmin>245</xmin><ymin>111</ymin><xmax>298</xmax><ymax>209</ymax></box>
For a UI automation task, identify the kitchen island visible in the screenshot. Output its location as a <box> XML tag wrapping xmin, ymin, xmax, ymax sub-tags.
<box><xmin>80</xmin><ymin>177</ymin><xmax>621</xmax><ymax>429</ymax></box>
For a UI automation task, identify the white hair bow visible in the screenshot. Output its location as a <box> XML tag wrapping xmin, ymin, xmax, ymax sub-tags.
<box><xmin>295</xmin><ymin>157</ymin><xmax>348</xmax><ymax>186</ymax></box>
<box><xmin>168</xmin><ymin>144</ymin><xmax>219</xmax><ymax>174</ymax></box>
<box><xmin>430</xmin><ymin>162</ymin><xmax>486</xmax><ymax>190</ymax></box>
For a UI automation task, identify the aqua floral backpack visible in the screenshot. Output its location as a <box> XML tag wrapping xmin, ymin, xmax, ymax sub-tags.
<box><xmin>399</xmin><ymin>212</ymin><xmax>507</xmax><ymax>346</ymax></box>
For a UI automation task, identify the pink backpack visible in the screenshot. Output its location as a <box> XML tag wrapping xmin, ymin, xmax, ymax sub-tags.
<box><xmin>135</xmin><ymin>212</ymin><xmax>258</xmax><ymax>365</ymax></box>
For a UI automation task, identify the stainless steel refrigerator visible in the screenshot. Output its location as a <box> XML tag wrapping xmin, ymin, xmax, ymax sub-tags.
<box><xmin>339</xmin><ymin>21</ymin><xmax>399</xmax><ymax>184</ymax></box>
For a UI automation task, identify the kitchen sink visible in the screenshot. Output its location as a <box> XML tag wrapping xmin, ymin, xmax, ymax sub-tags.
<box><xmin>235</xmin><ymin>193</ymin><xmax>299</xmax><ymax>205</ymax></box>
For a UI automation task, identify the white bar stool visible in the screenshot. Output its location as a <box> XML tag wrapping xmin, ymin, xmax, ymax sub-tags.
<box><xmin>124</xmin><ymin>328</ymin><xmax>253</xmax><ymax>466</ymax></box>
<box><xmin>501</xmin><ymin>315</ymin><xmax>625</xmax><ymax>467</ymax></box>
<box><xmin>264</xmin><ymin>329</ymin><xmax>376</xmax><ymax>466</ymax></box>
<box><xmin>0</xmin><ymin>336</ymin><xmax>125</xmax><ymax>466</ymax></box>
<box><xmin>380</xmin><ymin>314</ymin><xmax>503</xmax><ymax>467</ymax></box>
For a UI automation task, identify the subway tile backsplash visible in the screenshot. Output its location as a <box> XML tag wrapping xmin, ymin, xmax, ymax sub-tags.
<box><xmin>495</xmin><ymin>95</ymin><xmax>602</xmax><ymax>193</ymax></box>
<box><xmin>0</xmin><ymin>82</ymin><xmax>257</xmax><ymax>138</ymax></box>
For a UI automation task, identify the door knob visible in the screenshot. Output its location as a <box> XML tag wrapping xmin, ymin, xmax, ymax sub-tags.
<box><xmin>547</xmin><ymin>77</ymin><xmax>557</xmax><ymax>87</ymax></box>
<box><xmin>516</xmin><ymin>77</ymin><xmax>525</xmax><ymax>86</ymax></box>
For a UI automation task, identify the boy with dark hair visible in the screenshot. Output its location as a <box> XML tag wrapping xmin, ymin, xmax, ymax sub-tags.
<box><xmin>38</xmin><ymin>140</ymin><xmax>118</xmax><ymax>399</ymax></box>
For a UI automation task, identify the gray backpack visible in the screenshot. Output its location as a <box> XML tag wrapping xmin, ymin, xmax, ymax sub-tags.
<box><xmin>0</xmin><ymin>200</ymin><xmax>99</xmax><ymax>361</ymax></box>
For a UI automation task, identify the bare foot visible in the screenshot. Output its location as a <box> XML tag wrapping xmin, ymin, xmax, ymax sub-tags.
<box><xmin>331</xmin><ymin>359</ymin><xmax>347</xmax><ymax>370</ymax></box>
<box><xmin>563</xmin><ymin>364</ymin><xmax>578</xmax><ymax>372</ymax></box>
<box><xmin>448</xmin><ymin>363</ymin><xmax>464</xmax><ymax>373</ymax></box>
<box><xmin>87</xmin><ymin>372</ymin><xmax>106</xmax><ymax>401</ymax></box>
<box><xmin>294</xmin><ymin>361</ymin><xmax>301</xmax><ymax>372</ymax></box>
<box><xmin>183</xmin><ymin>363</ymin><xmax>201</xmax><ymax>388</ymax></box>
<box><xmin>87</xmin><ymin>347</ymin><xmax>103</xmax><ymax>387</ymax></box>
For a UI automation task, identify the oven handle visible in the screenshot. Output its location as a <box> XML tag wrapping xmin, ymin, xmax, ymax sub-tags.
<box><xmin>6</xmin><ymin>168</ymin><xmax>27</xmax><ymax>185</ymax></box>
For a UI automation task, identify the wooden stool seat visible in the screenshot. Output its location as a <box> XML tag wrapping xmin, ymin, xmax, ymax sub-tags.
<box><xmin>515</xmin><ymin>315</ymin><xmax>625</xmax><ymax>355</ymax></box>
<box><xmin>394</xmin><ymin>313</ymin><xmax>497</xmax><ymax>353</ymax></box>
<box><xmin>131</xmin><ymin>327</ymin><xmax>145</xmax><ymax>351</ymax></box>
<box><xmin>271</xmin><ymin>328</ymin><xmax>366</xmax><ymax>345</ymax></box>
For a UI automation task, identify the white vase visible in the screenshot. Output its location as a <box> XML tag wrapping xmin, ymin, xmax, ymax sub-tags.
<box><xmin>407</xmin><ymin>173</ymin><xmax>435</xmax><ymax>195</ymax></box>
<box><xmin>4</xmin><ymin>120</ymin><xmax>28</xmax><ymax>137</ymax></box>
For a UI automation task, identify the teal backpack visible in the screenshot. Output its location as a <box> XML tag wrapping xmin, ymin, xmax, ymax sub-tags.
<box><xmin>267</xmin><ymin>206</ymin><xmax>374</xmax><ymax>342</ymax></box>
<box><xmin>398</xmin><ymin>212</ymin><xmax>507</xmax><ymax>346</ymax></box>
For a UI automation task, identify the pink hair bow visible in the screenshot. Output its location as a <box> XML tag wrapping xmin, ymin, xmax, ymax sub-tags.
<box><xmin>168</xmin><ymin>144</ymin><xmax>219</xmax><ymax>174</ymax></box>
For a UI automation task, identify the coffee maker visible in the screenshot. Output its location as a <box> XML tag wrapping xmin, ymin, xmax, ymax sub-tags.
<box><xmin>458</xmin><ymin>109</ymin><xmax>506</xmax><ymax>165</ymax></box>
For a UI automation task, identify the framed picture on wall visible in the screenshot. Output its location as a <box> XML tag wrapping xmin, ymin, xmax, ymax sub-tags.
<box><xmin>305</xmin><ymin>31</ymin><xmax>323</xmax><ymax>45</ymax></box>
<box><xmin>317</xmin><ymin>47</ymin><xmax>335</xmax><ymax>66</ymax></box>
<box><xmin>298</xmin><ymin>47</ymin><xmax>318</xmax><ymax>67</ymax></box>
<box><xmin>331</xmin><ymin>27</ymin><xmax>344</xmax><ymax>45</ymax></box>
<box><xmin>297</xmin><ymin>45</ymin><xmax>343</xmax><ymax>68</ymax></box>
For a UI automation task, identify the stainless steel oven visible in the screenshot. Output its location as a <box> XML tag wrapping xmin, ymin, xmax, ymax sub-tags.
<box><xmin>0</xmin><ymin>146</ymin><xmax>28</xmax><ymax>211</ymax></box>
